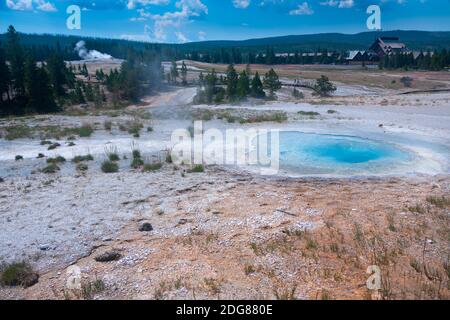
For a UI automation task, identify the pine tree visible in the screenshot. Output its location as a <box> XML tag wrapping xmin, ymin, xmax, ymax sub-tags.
<box><xmin>5</xmin><ymin>25</ymin><xmax>25</xmax><ymax>100</ymax></box>
<box><xmin>0</xmin><ymin>47</ymin><xmax>12</xmax><ymax>107</ymax></box>
<box><xmin>250</xmin><ymin>72</ymin><xmax>265</xmax><ymax>98</ymax></box>
<box><xmin>263</xmin><ymin>68</ymin><xmax>281</xmax><ymax>100</ymax></box>
<box><xmin>237</xmin><ymin>71</ymin><xmax>250</xmax><ymax>99</ymax></box>
<box><xmin>24</xmin><ymin>56</ymin><xmax>59</xmax><ymax>114</ymax></box>
<box><xmin>46</xmin><ymin>49</ymin><xmax>68</xmax><ymax>97</ymax></box>
<box><xmin>313</xmin><ymin>75</ymin><xmax>336</xmax><ymax>97</ymax></box>
<box><xmin>226</xmin><ymin>64</ymin><xmax>238</xmax><ymax>102</ymax></box>
<box><xmin>180</xmin><ymin>61</ymin><xmax>188</xmax><ymax>86</ymax></box>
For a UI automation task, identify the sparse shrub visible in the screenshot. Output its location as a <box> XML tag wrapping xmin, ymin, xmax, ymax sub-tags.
<box><xmin>104</xmin><ymin>121</ymin><xmax>112</xmax><ymax>131</ymax></box>
<box><xmin>47</xmin><ymin>156</ymin><xmax>66</xmax><ymax>164</ymax></box>
<box><xmin>188</xmin><ymin>164</ymin><xmax>204</xmax><ymax>173</ymax></box>
<box><xmin>142</xmin><ymin>163</ymin><xmax>163</xmax><ymax>172</ymax></box>
<box><xmin>78</xmin><ymin>123</ymin><xmax>94</xmax><ymax>137</ymax></box>
<box><xmin>15</xmin><ymin>155</ymin><xmax>23</xmax><ymax>161</ymax></box>
<box><xmin>41</xmin><ymin>163</ymin><xmax>60</xmax><ymax>174</ymax></box>
<box><xmin>298</xmin><ymin>111</ymin><xmax>320</xmax><ymax>117</ymax></box>
<box><xmin>4</xmin><ymin>125</ymin><xmax>32</xmax><ymax>140</ymax></box>
<box><xmin>147</xmin><ymin>126</ymin><xmax>154</xmax><ymax>132</ymax></box>
<box><xmin>76</xmin><ymin>163</ymin><xmax>89</xmax><ymax>172</ymax></box>
<box><xmin>0</xmin><ymin>261</ymin><xmax>39</xmax><ymax>288</ymax></box>
<box><xmin>101</xmin><ymin>160</ymin><xmax>118</xmax><ymax>173</ymax></box>
<box><xmin>67</xmin><ymin>142</ymin><xmax>76</xmax><ymax>147</ymax></box>
<box><xmin>400</xmin><ymin>76</ymin><xmax>413</xmax><ymax>88</ymax></box>
<box><xmin>40</xmin><ymin>140</ymin><xmax>52</xmax><ymax>145</ymax></box>
<box><xmin>274</xmin><ymin>284</ymin><xmax>297</xmax><ymax>300</ymax></box>
<box><xmin>426</xmin><ymin>196</ymin><xmax>450</xmax><ymax>209</ymax></box>
<box><xmin>131</xmin><ymin>158</ymin><xmax>144</xmax><ymax>169</ymax></box>
<box><xmin>410</xmin><ymin>258</ymin><xmax>423</xmax><ymax>274</ymax></box>
<box><xmin>72</xmin><ymin>154</ymin><xmax>94</xmax><ymax>163</ymax></box>
<box><xmin>132</xmin><ymin>150</ymin><xmax>141</xmax><ymax>159</ymax></box>
<box><xmin>408</xmin><ymin>204</ymin><xmax>427</xmax><ymax>214</ymax></box>
<box><xmin>48</xmin><ymin>143</ymin><xmax>61</xmax><ymax>150</ymax></box>
<box><xmin>81</xmin><ymin>278</ymin><xmax>105</xmax><ymax>300</ymax></box>
<box><xmin>306</xmin><ymin>239</ymin><xmax>318</xmax><ymax>250</ymax></box>
<box><xmin>327</xmin><ymin>110</ymin><xmax>337</xmax><ymax>114</ymax></box>
<box><xmin>244</xmin><ymin>265</ymin><xmax>256</xmax><ymax>275</ymax></box>
<box><xmin>166</xmin><ymin>153</ymin><xmax>173</xmax><ymax>164</ymax></box>
<box><xmin>105</xmin><ymin>145</ymin><xmax>120</xmax><ymax>162</ymax></box>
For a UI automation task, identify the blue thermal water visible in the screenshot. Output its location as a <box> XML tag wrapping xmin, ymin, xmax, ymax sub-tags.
<box><xmin>274</xmin><ymin>131</ymin><xmax>412</xmax><ymax>175</ymax></box>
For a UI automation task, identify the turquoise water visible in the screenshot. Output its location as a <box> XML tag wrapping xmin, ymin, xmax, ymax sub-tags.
<box><xmin>271</xmin><ymin>131</ymin><xmax>412</xmax><ymax>175</ymax></box>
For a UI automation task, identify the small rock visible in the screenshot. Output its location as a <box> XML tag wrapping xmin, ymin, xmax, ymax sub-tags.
<box><xmin>139</xmin><ymin>222</ymin><xmax>153</xmax><ymax>232</ymax></box>
<box><xmin>95</xmin><ymin>251</ymin><xmax>122</xmax><ymax>262</ymax></box>
<box><xmin>39</xmin><ymin>244</ymin><xmax>50</xmax><ymax>251</ymax></box>
<box><xmin>0</xmin><ymin>177</ymin><xmax>4</xmax><ymax>183</ymax></box>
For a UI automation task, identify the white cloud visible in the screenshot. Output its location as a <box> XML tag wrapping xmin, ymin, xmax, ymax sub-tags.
<box><xmin>289</xmin><ymin>2</ymin><xmax>314</xmax><ymax>15</ymax></box>
<box><xmin>136</xmin><ymin>0</ymin><xmax>208</xmax><ymax>41</ymax></box>
<box><xmin>6</xmin><ymin>0</ymin><xmax>57</xmax><ymax>12</ymax></box>
<box><xmin>198</xmin><ymin>31</ymin><xmax>206</xmax><ymax>40</ymax></box>
<box><xmin>175</xmin><ymin>31</ymin><xmax>189</xmax><ymax>43</ymax></box>
<box><xmin>126</xmin><ymin>0</ymin><xmax>170</xmax><ymax>10</ymax></box>
<box><xmin>320</xmin><ymin>0</ymin><xmax>354</xmax><ymax>8</ymax></box>
<box><xmin>233</xmin><ymin>0</ymin><xmax>250</xmax><ymax>9</ymax></box>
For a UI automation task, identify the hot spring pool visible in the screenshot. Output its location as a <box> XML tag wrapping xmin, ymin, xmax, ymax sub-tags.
<box><xmin>257</xmin><ymin>131</ymin><xmax>415</xmax><ymax>176</ymax></box>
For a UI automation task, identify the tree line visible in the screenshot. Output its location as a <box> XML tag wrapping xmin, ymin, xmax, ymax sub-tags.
<box><xmin>193</xmin><ymin>64</ymin><xmax>282</xmax><ymax>104</ymax></box>
<box><xmin>185</xmin><ymin>47</ymin><xmax>450</xmax><ymax>70</ymax></box>
<box><xmin>379</xmin><ymin>50</ymin><xmax>450</xmax><ymax>71</ymax></box>
<box><xmin>0</xmin><ymin>25</ymin><xmax>163</xmax><ymax>117</ymax></box>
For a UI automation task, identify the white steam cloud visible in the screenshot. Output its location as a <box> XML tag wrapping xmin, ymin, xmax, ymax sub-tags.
<box><xmin>75</xmin><ymin>41</ymin><xmax>113</xmax><ymax>60</ymax></box>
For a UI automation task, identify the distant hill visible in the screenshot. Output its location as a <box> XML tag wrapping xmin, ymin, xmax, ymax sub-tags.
<box><xmin>1</xmin><ymin>30</ymin><xmax>449</xmax><ymax>60</ymax></box>
<box><xmin>180</xmin><ymin>30</ymin><xmax>450</xmax><ymax>52</ymax></box>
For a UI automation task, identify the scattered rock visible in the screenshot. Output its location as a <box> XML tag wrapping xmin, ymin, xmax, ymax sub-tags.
<box><xmin>139</xmin><ymin>222</ymin><xmax>153</xmax><ymax>232</ymax></box>
<box><xmin>95</xmin><ymin>251</ymin><xmax>122</xmax><ymax>262</ymax></box>
<box><xmin>39</xmin><ymin>244</ymin><xmax>50</xmax><ymax>251</ymax></box>
<box><xmin>0</xmin><ymin>177</ymin><xmax>4</xmax><ymax>183</ymax></box>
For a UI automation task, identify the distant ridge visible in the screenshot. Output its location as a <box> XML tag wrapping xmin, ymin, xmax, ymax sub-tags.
<box><xmin>180</xmin><ymin>30</ymin><xmax>450</xmax><ymax>51</ymax></box>
<box><xmin>1</xmin><ymin>30</ymin><xmax>449</xmax><ymax>55</ymax></box>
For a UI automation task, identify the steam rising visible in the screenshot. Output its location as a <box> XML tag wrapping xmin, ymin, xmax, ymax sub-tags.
<box><xmin>75</xmin><ymin>41</ymin><xmax>113</xmax><ymax>60</ymax></box>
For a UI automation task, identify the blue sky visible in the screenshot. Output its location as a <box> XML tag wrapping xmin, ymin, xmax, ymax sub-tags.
<box><xmin>0</xmin><ymin>0</ymin><xmax>449</xmax><ymax>43</ymax></box>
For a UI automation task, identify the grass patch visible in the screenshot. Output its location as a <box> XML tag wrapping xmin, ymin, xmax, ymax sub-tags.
<box><xmin>41</xmin><ymin>163</ymin><xmax>60</xmax><ymax>174</ymax></box>
<box><xmin>0</xmin><ymin>261</ymin><xmax>39</xmax><ymax>288</ymax></box>
<box><xmin>101</xmin><ymin>160</ymin><xmax>119</xmax><ymax>173</ymax></box>
<box><xmin>188</xmin><ymin>164</ymin><xmax>204</xmax><ymax>173</ymax></box>
<box><xmin>142</xmin><ymin>163</ymin><xmax>163</xmax><ymax>172</ymax></box>
<box><xmin>426</xmin><ymin>196</ymin><xmax>450</xmax><ymax>209</ymax></box>
<box><xmin>47</xmin><ymin>156</ymin><xmax>66</xmax><ymax>164</ymax></box>
<box><xmin>3</xmin><ymin>125</ymin><xmax>32</xmax><ymax>140</ymax></box>
<box><xmin>78</xmin><ymin>123</ymin><xmax>94</xmax><ymax>137</ymax></box>
<box><xmin>72</xmin><ymin>154</ymin><xmax>94</xmax><ymax>163</ymax></box>
<box><xmin>76</xmin><ymin>163</ymin><xmax>89</xmax><ymax>172</ymax></box>
<box><xmin>298</xmin><ymin>111</ymin><xmax>320</xmax><ymax>117</ymax></box>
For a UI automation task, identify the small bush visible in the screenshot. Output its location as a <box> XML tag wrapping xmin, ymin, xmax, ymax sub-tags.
<box><xmin>108</xmin><ymin>153</ymin><xmax>120</xmax><ymax>162</ymax></box>
<box><xmin>15</xmin><ymin>155</ymin><xmax>24</xmax><ymax>161</ymax></box>
<box><xmin>0</xmin><ymin>261</ymin><xmax>39</xmax><ymax>288</ymax></box>
<box><xmin>40</xmin><ymin>140</ymin><xmax>52</xmax><ymax>145</ymax></box>
<box><xmin>101</xmin><ymin>160</ymin><xmax>119</xmax><ymax>173</ymax></box>
<box><xmin>188</xmin><ymin>164</ymin><xmax>204</xmax><ymax>173</ymax></box>
<box><xmin>104</xmin><ymin>121</ymin><xmax>112</xmax><ymax>131</ymax></box>
<box><xmin>426</xmin><ymin>196</ymin><xmax>450</xmax><ymax>209</ymax></box>
<box><xmin>78</xmin><ymin>123</ymin><xmax>94</xmax><ymax>137</ymax></box>
<box><xmin>47</xmin><ymin>156</ymin><xmax>66</xmax><ymax>164</ymax></box>
<box><xmin>166</xmin><ymin>153</ymin><xmax>173</xmax><ymax>164</ymax></box>
<box><xmin>147</xmin><ymin>127</ymin><xmax>154</xmax><ymax>132</ymax></box>
<box><xmin>48</xmin><ymin>143</ymin><xmax>61</xmax><ymax>150</ymax></box>
<box><xmin>131</xmin><ymin>157</ymin><xmax>144</xmax><ymax>169</ymax></box>
<box><xmin>142</xmin><ymin>163</ymin><xmax>163</xmax><ymax>172</ymax></box>
<box><xmin>298</xmin><ymin>111</ymin><xmax>320</xmax><ymax>117</ymax></box>
<box><xmin>132</xmin><ymin>150</ymin><xmax>141</xmax><ymax>159</ymax></box>
<box><xmin>327</xmin><ymin>110</ymin><xmax>337</xmax><ymax>114</ymax></box>
<box><xmin>4</xmin><ymin>125</ymin><xmax>32</xmax><ymax>140</ymax></box>
<box><xmin>76</xmin><ymin>163</ymin><xmax>89</xmax><ymax>172</ymax></box>
<box><xmin>41</xmin><ymin>163</ymin><xmax>60</xmax><ymax>174</ymax></box>
<box><xmin>72</xmin><ymin>154</ymin><xmax>94</xmax><ymax>163</ymax></box>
